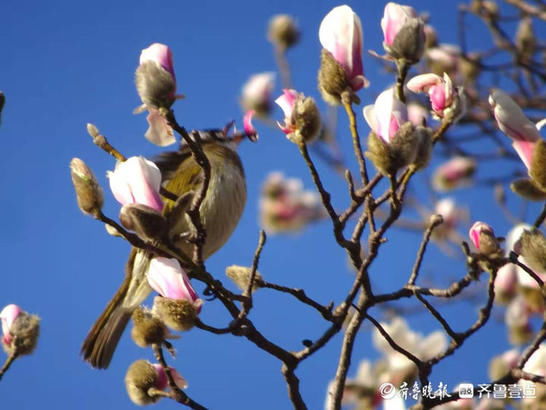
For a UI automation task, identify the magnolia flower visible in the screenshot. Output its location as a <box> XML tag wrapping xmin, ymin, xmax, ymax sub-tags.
<box><xmin>381</xmin><ymin>2</ymin><xmax>425</xmax><ymax>62</ymax></box>
<box><xmin>489</xmin><ymin>89</ymin><xmax>541</xmax><ymax>170</ymax></box>
<box><xmin>426</xmin><ymin>44</ymin><xmax>460</xmax><ymax>77</ymax></box>
<box><xmin>108</xmin><ymin>156</ymin><xmax>163</xmax><ymax>213</ymax></box>
<box><xmin>494</xmin><ymin>263</ymin><xmax>517</xmax><ymax>302</ymax></box>
<box><xmin>407</xmin><ymin>73</ymin><xmax>456</xmax><ymax>118</ymax></box>
<box><xmin>319</xmin><ymin>5</ymin><xmax>367</xmax><ymax>92</ymax></box>
<box><xmin>240</xmin><ymin>72</ymin><xmax>275</xmax><ymax>117</ymax></box>
<box><xmin>468</xmin><ymin>221</ymin><xmax>498</xmax><ymax>254</ymax></box>
<box><xmin>1</xmin><ymin>304</ymin><xmax>21</xmax><ymax>346</ymax></box>
<box><xmin>135</xmin><ymin>43</ymin><xmax>180</xmax><ymax>146</ymax></box>
<box><xmin>363</xmin><ymin>88</ymin><xmax>408</xmax><ymax>144</ymax></box>
<box><xmin>147</xmin><ymin>257</ymin><xmax>201</xmax><ymax>308</ymax></box>
<box><xmin>372</xmin><ymin>317</ymin><xmax>446</xmax><ymax>379</ymax></box>
<box><xmin>434</xmin><ymin>198</ymin><xmax>459</xmax><ymax>229</ymax></box>
<box><xmin>260</xmin><ymin>172</ymin><xmax>325</xmax><ymax>233</ymax></box>
<box><xmin>407</xmin><ymin>102</ymin><xmax>428</xmax><ymax>126</ymax></box>
<box><xmin>275</xmin><ymin>89</ymin><xmax>320</xmax><ymax>143</ymax></box>
<box><xmin>432</xmin><ymin>156</ymin><xmax>476</xmax><ymax>192</ymax></box>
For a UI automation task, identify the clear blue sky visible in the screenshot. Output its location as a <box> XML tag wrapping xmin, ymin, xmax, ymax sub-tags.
<box><xmin>1</xmin><ymin>0</ymin><xmax>543</xmax><ymax>409</ymax></box>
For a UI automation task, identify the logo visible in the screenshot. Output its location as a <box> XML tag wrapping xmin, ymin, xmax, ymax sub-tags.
<box><xmin>458</xmin><ymin>383</ymin><xmax>474</xmax><ymax>399</ymax></box>
<box><xmin>379</xmin><ymin>382</ymin><xmax>397</xmax><ymax>399</ymax></box>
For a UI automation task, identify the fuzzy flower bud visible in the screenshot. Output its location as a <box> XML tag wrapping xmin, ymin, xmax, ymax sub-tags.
<box><xmin>268</xmin><ymin>15</ymin><xmax>300</xmax><ymax>51</ymax></box>
<box><xmin>136</xmin><ymin>43</ymin><xmax>176</xmax><ymax>109</ymax></box>
<box><xmin>407</xmin><ymin>73</ymin><xmax>461</xmax><ymax>119</ymax></box>
<box><xmin>489</xmin><ymin>349</ymin><xmax>519</xmax><ymax>382</ymax></box>
<box><xmin>1</xmin><ymin>304</ymin><xmax>40</xmax><ymax>356</ymax></box>
<box><xmin>489</xmin><ymin>89</ymin><xmax>541</xmax><ymax>171</ymax></box>
<box><xmin>318</xmin><ymin>5</ymin><xmax>368</xmax><ymax>104</ymax></box>
<box><xmin>518</xmin><ymin>229</ymin><xmax>546</xmax><ymax>274</ymax></box>
<box><xmin>147</xmin><ymin>257</ymin><xmax>202</xmax><ymax>332</ymax></box>
<box><xmin>241</xmin><ymin>72</ymin><xmax>275</xmax><ymax>118</ymax></box>
<box><xmin>469</xmin><ymin>221</ymin><xmax>499</xmax><ymax>255</ymax></box>
<box><xmin>494</xmin><ymin>263</ymin><xmax>517</xmax><ymax>304</ymax></box>
<box><xmin>130</xmin><ymin>306</ymin><xmax>173</xmax><ymax>348</ymax></box>
<box><xmin>70</xmin><ymin>158</ymin><xmax>104</xmax><ymax>217</ymax></box>
<box><xmin>108</xmin><ymin>156</ymin><xmax>164</xmax><ymax>212</ymax></box>
<box><xmin>125</xmin><ymin>360</ymin><xmax>187</xmax><ymax>405</ymax></box>
<box><xmin>432</xmin><ymin>156</ymin><xmax>476</xmax><ymax>192</ymax></box>
<box><xmin>275</xmin><ymin>89</ymin><xmax>321</xmax><ymax>143</ymax></box>
<box><xmin>226</xmin><ymin>265</ymin><xmax>263</xmax><ymax>293</ymax></box>
<box><xmin>510</xmin><ymin>177</ymin><xmax>546</xmax><ymax>201</ymax></box>
<box><xmin>381</xmin><ymin>2</ymin><xmax>425</xmax><ymax>64</ymax></box>
<box><xmin>516</xmin><ymin>17</ymin><xmax>536</xmax><ymax>63</ymax></box>
<box><xmin>120</xmin><ymin>204</ymin><xmax>167</xmax><ymax>241</ymax></box>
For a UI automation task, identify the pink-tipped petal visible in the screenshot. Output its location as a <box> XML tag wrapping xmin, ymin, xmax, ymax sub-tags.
<box><xmin>362</xmin><ymin>105</ymin><xmax>377</xmax><ymax>133</ymax></box>
<box><xmin>1</xmin><ymin>304</ymin><xmax>21</xmax><ymax>346</ymax></box>
<box><xmin>275</xmin><ymin>89</ymin><xmax>298</xmax><ymax>117</ymax></box>
<box><xmin>147</xmin><ymin>257</ymin><xmax>199</xmax><ymax>302</ymax></box>
<box><xmin>145</xmin><ymin>109</ymin><xmax>176</xmax><ymax>147</ymax></box>
<box><xmin>407</xmin><ymin>73</ymin><xmax>442</xmax><ymax>93</ymax></box>
<box><xmin>140</xmin><ymin>43</ymin><xmax>175</xmax><ymax>78</ymax></box>
<box><xmin>512</xmin><ymin>140</ymin><xmax>537</xmax><ymax>170</ymax></box>
<box><xmin>243</xmin><ymin>110</ymin><xmax>257</xmax><ymax>136</ymax></box>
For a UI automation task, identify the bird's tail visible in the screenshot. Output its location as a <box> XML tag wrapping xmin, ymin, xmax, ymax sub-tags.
<box><xmin>81</xmin><ymin>248</ymin><xmax>151</xmax><ymax>369</ymax></box>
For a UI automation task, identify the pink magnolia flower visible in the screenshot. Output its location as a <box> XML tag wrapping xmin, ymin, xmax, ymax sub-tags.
<box><xmin>363</xmin><ymin>88</ymin><xmax>408</xmax><ymax>144</ymax></box>
<box><xmin>241</xmin><ymin>72</ymin><xmax>275</xmax><ymax>115</ymax></box>
<box><xmin>147</xmin><ymin>257</ymin><xmax>202</xmax><ymax>312</ymax></box>
<box><xmin>381</xmin><ymin>2</ymin><xmax>419</xmax><ymax>47</ymax></box>
<box><xmin>494</xmin><ymin>263</ymin><xmax>517</xmax><ymax>299</ymax></box>
<box><xmin>135</xmin><ymin>43</ymin><xmax>179</xmax><ymax>146</ymax></box>
<box><xmin>108</xmin><ymin>156</ymin><xmax>163</xmax><ymax>212</ymax></box>
<box><xmin>152</xmin><ymin>363</ymin><xmax>188</xmax><ymax>390</ymax></box>
<box><xmin>275</xmin><ymin>89</ymin><xmax>299</xmax><ymax>135</ymax></box>
<box><xmin>489</xmin><ymin>89</ymin><xmax>541</xmax><ymax>169</ymax></box>
<box><xmin>319</xmin><ymin>5</ymin><xmax>367</xmax><ymax>91</ymax></box>
<box><xmin>426</xmin><ymin>44</ymin><xmax>460</xmax><ymax>75</ymax></box>
<box><xmin>407</xmin><ymin>73</ymin><xmax>455</xmax><ymax>118</ymax></box>
<box><xmin>139</xmin><ymin>43</ymin><xmax>176</xmax><ymax>95</ymax></box>
<box><xmin>432</xmin><ymin>156</ymin><xmax>476</xmax><ymax>191</ymax></box>
<box><xmin>407</xmin><ymin>102</ymin><xmax>428</xmax><ymax>126</ymax></box>
<box><xmin>468</xmin><ymin>221</ymin><xmax>495</xmax><ymax>250</ymax></box>
<box><xmin>1</xmin><ymin>304</ymin><xmax>21</xmax><ymax>346</ymax></box>
<box><xmin>434</xmin><ymin>198</ymin><xmax>459</xmax><ymax>229</ymax></box>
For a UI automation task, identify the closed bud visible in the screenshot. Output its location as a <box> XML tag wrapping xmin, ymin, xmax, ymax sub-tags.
<box><xmin>125</xmin><ymin>360</ymin><xmax>186</xmax><ymax>405</ymax></box>
<box><xmin>318</xmin><ymin>49</ymin><xmax>356</xmax><ymax>105</ymax></box>
<box><xmin>518</xmin><ymin>229</ymin><xmax>546</xmax><ymax>273</ymax></box>
<box><xmin>506</xmin><ymin>297</ymin><xmax>533</xmax><ymax>345</ymax></box>
<box><xmin>381</xmin><ymin>3</ymin><xmax>425</xmax><ymax>64</ymax></box>
<box><xmin>131</xmin><ymin>306</ymin><xmax>172</xmax><ymax>348</ymax></box>
<box><xmin>510</xmin><ymin>178</ymin><xmax>546</xmax><ymax>201</ymax></box>
<box><xmin>411</xmin><ymin>125</ymin><xmax>433</xmax><ymax>170</ymax></box>
<box><xmin>494</xmin><ymin>264</ymin><xmax>517</xmax><ymax>304</ymax></box>
<box><xmin>1</xmin><ymin>304</ymin><xmax>40</xmax><ymax>356</ymax></box>
<box><xmin>120</xmin><ymin>204</ymin><xmax>168</xmax><ymax>241</ymax></box>
<box><xmin>135</xmin><ymin>43</ymin><xmax>176</xmax><ymax>110</ymax></box>
<box><xmin>226</xmin><ymin>265</ymin><xmax>263</xmax><ymax>292</ymax></box>
<box><xmin>268</xmin><ymin>15</ymin><xmax>300</xmax><ymax>51</ymax></box>
<box><xmin>152</xmin><ymin>296</ymin><xmax>201</xmax><ymax>332</ymax></box>
<box><xmin>275</xmin><ymin>89</ymin><xmax>321</xmax><ymax>144</ymax></box>
<box><xmin>70</xmin><ymin>158</ymin><xmax>103</xmax><ymax>217</ymax></box>
<box><xmin>469</xmin><ymin>221</ymin><xmax>499</xmax><ymax>256</ymax></box>
<box><xmin>240</xmin><ymin>72</ymin><xmax>275</xmax><ymax>118</ymax></box>
<box><xmin>488</xmin><ymin>349</ymin><xmax>519</xmax><ymax>381</ymax></box>
<box><xmin>433</xmin><ymin>156</ymin><xmax>476</xmax><ymax>192</ymax></box>
<box><xmin>516</xmin><ymin>17</ymin><xmax>535</xmax><ymax>62</ymax></box>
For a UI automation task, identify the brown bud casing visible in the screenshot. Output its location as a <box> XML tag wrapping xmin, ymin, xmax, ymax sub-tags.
<box><xmin>2</xmin><ymin>311</ymin><xmax>40</xmax><ymax>356</ymax></box>
<box><xmin>225</xmin><ymin>265</ymin><xmax>263</xmax><ymax>292</ymax></box>
<box><xmin>385</xmin><ymin>19</ymin><xmax>425</xmax><ymax>64</ymax></box>
<box><xmin>516</xmin><ymin>17</ymin><xmax>536</xmax><ymax>63</ymax></box>
<box><xmin>125</xmin><ymin>360</ymin><xmax>161</xmax><ymax>405</ymax></box>
<box><xmin>411</xmin><ymin>126</ymin><xmax>433</xmax><ymax>170</ymax></box>
<box><xmin>510</xmin><ymin>178</ymin><xmax>546</xmax><ymax>201</ymax></box>
<box><xmin>293</xmin><ymin>95</ymin><xmax>321</xmax><ymax>144</ymax></box>
<box><xmin>268</xmin><ymin>15</ymin><xmax>300</xmax><ymax>51</ymax></box>
<box><xmin>318</xmin><ymin>49</ymin><xmax>355</xmax><ymax>106</ymax></box>
<box><xmin>70</xmin><ymin>158</ymin><xmax>104</xmax><ymax>217</ymax></box>
<box><xmin>135</xmin><ymin>61</ymin><xmax>176</xmax><ymax>109</ymax></box>
<box><xmin>529</xmin><ymin>140</ymin><xmax>546</xmax><ymax>192</ymax></box>
<box><xmin>518</xmin><ymin>229</ymin><xmax>546</xmax><ymax>273</ymax></box>
<box><xmin>131</xmin><ymin>307</ymin><xmax>170</xmax><ymax>348</ymax></box>
<box><xmin>153</xmin><ymin>296</ymin><xmax>198</xmax><ymax>332</ymax></box>
<box><xmin>120</xmin><ymin>204</ymin><xmax>168</xmax><ymax>241</ymax></box>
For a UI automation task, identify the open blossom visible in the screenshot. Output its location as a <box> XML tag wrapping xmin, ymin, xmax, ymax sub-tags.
<box><xmin>432</xmin><ymin>156</ymin><xmax>476</xmax><ymax>191</ymax></box>
<box><xmin>275</xmin><ymin>89</ymin><xmax>320</xmax><ymax>143</ymax></box>
<box><xmin>260</xmin><ymin>172</ymin><xmax>325</xmax><ymax>234</ymax></box>
<box><xmin>147</xmin><ymin>257</ymin><xmax>201</xmax><ymax>308</ymax></box>
<box><xmin>407</xmin><ymin>73</ymin><xmax>456</xmax><ymax>118</ymax></box>
<box><xmin>135</xmin><ymin>43</ymin><xmax>180</xmax><ymax>146</ymax></box>
<box><xmin>319</xmin><ymin>5</ymin><xmax>366</xmax><ymax>92</ymax></box>
<box><xmin>240</xmin><ymin>72</ymin><xmax>275</xmax><ymax>117</ymax></box>
<box><xmin>381</xmin><ymin>2</ymin><xmax>425</xmax><ymax>62</ymax></box>
<box><xmin>489</xmin><ymin>89</ymin><xmax>541</xmax><ymax>170</ymax></box>
<box><xmin>363</xmin><ymin>88</ymin><xmax>408</xmax><ymax>144</ymax></box>
<box><xmin>108</xmin><ymin>156</ymin><xmax>163</xmax><ymax>213</ymax></box>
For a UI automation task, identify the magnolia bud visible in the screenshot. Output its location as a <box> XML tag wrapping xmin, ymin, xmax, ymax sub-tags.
<box><xmin>488</xmin><ymin>349</ymin><xmax>519</xmax><ymax>381</ymax></box>
<box><xmin>120</xmin><ymin>204</ymin><xmax>168</xmax><ymax>241</ymax></box>
<box><xmin>518</xmin><ymin>229</ymin><xmax>546</xmax><ymax>273</ymax></box>
<box><xmin>240</xmin><ymin>73</ymin><xmax>275</xmax><ymax>118</ymax></box>
<box><xmin>529</xmin><ymin>139</ymin><xmax>546</xmax><ymax>192</ymax></box>
<box><xmin>131</xmin><ymin>306</ymin><xmax>171</xmax><ymax>348</ymax></box>
<box><xmin>226</xmin><ymin>265</ymin><xmax>263</xmax><ymax>292</ymax></box>
<box><xmin>510</xmin><ymin>178</ymin><xmax>546</xmax><ymax>201</ymax></box>
<box><xmin>494</xmin><ymin>264</ymin><xmax>517</xmax><ymax>305</ymax></box>
<box><xmin>152</xmin><ymin>296</ymin><xmax>200</xmax><ymax>332</ymax></box>
<box><xmin>318</xmin><ymin>49</ymin><xmax>356</xmax><ymax>105</ymax></box>
<box><xmin>125</xmin><ymin>360</ymin><xmax>163</xmax><ymax>405</ymax></box>
<box><xmin>381</xmin><ymin>3</ymin><xmax>425</xmax><ymax>64</ymax></box>
<box><xmin>433</xmin><ymin>156</ymin><xmax>476</xmax><ymax>192</ymax></box>
<box><xmin>275</xmin><ymin>89</ymin><xmax>321</xmax><ymax>144</ymax></box>
<box><xmin>70</xmin><ymin>158</ymin><xmax>104</xmax><ymax>217</ymax></box>
<box><xmin>135</xmin><ymin>43</ymin><xmax>176</xmax><ymax>110</ymax></box>
<box><xmin>411</xmin><ymin>126</ymin><xmax>433</xmax><ymax>170</ymax></box>
<box><xmin>1</xmin><ymin>305</ymin><xmax>40</xmax><ymax>356</ymax></box>
<box><xmin>515</xmin><ymin>17</ymin><xmax>535</xmax><ymax>62</ymax></box>
<box><xmin>469</xmin><ymin>222</ymin><xmax>499</xmax><ymax>256</ymax></box>
<box><xmin>268</xmin><ymin>14</ymin><xmax>299</xmax><ymax>51</ymax></box>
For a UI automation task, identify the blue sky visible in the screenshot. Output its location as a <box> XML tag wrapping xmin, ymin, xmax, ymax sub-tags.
<box><xmin>1</xmin><ymin>0</ymin><xmax>544</xmax><ymax>409</ymax></box>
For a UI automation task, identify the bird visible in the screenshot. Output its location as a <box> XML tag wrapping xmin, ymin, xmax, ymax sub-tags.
<box><xmin>81</xmin><ymin>128</ymin><xmax>251</xmax><ymax>369</ymax></box>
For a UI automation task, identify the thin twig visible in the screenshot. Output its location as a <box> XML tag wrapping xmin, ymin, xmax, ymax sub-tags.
<box><xmin>0</xmin><ymin>353</ymin><xmax>18</xmax><ymax>381</ymax></box>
